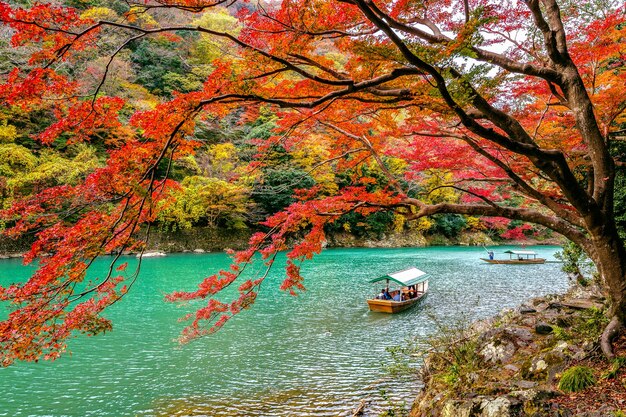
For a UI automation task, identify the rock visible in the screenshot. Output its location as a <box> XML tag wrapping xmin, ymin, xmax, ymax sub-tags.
<box><xmin>535</xmin><ymin>323</ymin><xmax>553</xmax><ymax>335</ymax></box>
<box><xmin>193</xmin><ymin>249</ymin><xmax>206</xmax><ymax>253</ymax></box>
<box><xmin>508</xmin><ymin>388</ymin><xmax>559</xmax><ymax>402</ymax></box>
<box><xmin>513</xmin><ymin>380</ymin><xmax>537</xmax><ymax>389</ymax></box>
<box><xmin>480</xmin><ymin>396</ymin><xmax>516</xmax><ymax>417</ymax></box>
<box><xmin>481</xmin><ymin>340</ymin><xmax>517</xmax><ymax>363</ymax></box>
<box><xmin>589</xmin><ymin>294</ymin><xmax>606</xmax><ymax>303</ymax></box>
<box><xmin>441</xmin><ymin>396</ymin><xmax>523</xmax><ymax>417</ymax></box>
<box><xmin>441</xmin><ymin>399</ymin><xmax>476</xmax><ymax>417</ymax></box>
<box><xmin>506</xmin><ymin>327</ymin><xmax>534</xmax><ymax>343</ymax></box>
<box><xmin>553</xmin><ymin>341</ymin><xmax>569</xmax><ymax>351</ymax></box>
<box><xmin>411</xmin><ymin>288</ymin><xmax>609</xmax><ymax>417</ymax></box>
<box><xmin>504</xmin><ymin>364</ymin><xmax>520</xmax><ymax>373</ymax></box>
<box><xmin>471</xmin><ymin>319</ymin><xmax>495</xmax><ymax>335</ymax></box>
<box><xmin>560</xmin><ymin>299</ymin><xmax>604</xmax><ymax>310</ymax></box>
<box><xmin>541</xmin><ymin>310</ymin><xmax>562</xmax><ymax>323</ymax></box>
<box><xmin>139</xmin><ymin>251</ymin><xmax>166</xmax><ymax>258</ymax></box>
<box><xmin>571</xmin><ymin>346</ymin><xmax>587</xmax><ymax>361</ymax></box>
<box><xmin>521</xmin><ymin>355</ymin><xmax>552</xmax><ymax>381</ymax></box>
<box><xmin>529</xmin><ymin>358</ymin><xmax>548</xmax><ymax>375</ymax></box>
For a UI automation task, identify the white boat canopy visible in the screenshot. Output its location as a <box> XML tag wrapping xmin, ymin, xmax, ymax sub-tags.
<box><xmin>504</xmin><ymin>250</ymin><xmax>538</xmax><ymax>255</ymax></box>
<box><xmin>369</xmin><ymin>267</ymin><xmax>428</xmax><ymax>287</ymax></box>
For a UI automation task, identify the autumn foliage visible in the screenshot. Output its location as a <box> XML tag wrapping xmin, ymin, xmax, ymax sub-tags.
<box><xmin>0</xmin><ymin>0</ymin><xmax>625</xmax><ymax>364</ymax></box>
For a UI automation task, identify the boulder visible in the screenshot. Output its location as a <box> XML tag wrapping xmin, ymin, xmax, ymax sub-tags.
<box><xmin>481</xmin><ymin>340</ymin><xmax>517</xmax><ymax>364</ymax></box>
<box><xmin>441</xmin><ymin>399</ymin><xmax>476</xmax><ymax>417</ymax></box>
<box><xmin>535</xmin><ymin>323</ymin><xmax>553</xmax><ymax>335</ymax></box>
<box><xmin>506</xmin><ymin>327</ymin><xmax>534</xmax><ymax>343</ymax></box>
<box><xmin>480</xmin><ymin>397</ymin><xmax>517</xmax><ymax>417</ymax></box>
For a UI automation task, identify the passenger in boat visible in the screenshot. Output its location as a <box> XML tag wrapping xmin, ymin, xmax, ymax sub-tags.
<box><xmin>408</xmin><ymin>285</ymin><xmax>417</xmax><ymax>297</ymax></box>
<box><xmin>392</xmin><ymin>292</ymin><xmax>402</xmax><ymax>301</ymax></box>
<box><xmin>377</xmin><ymin>289</ymin><xmax>392</xmax><ymax>300</ymax></box>
<box><xmin>377</xmin><ymin>289</ymin><xmax>389</xmax><ymax>300</ymax></box>
<box><xmin>488</xmin><ymin>251</ymin><xmax>494</xmax><ymax>260</ymax></box>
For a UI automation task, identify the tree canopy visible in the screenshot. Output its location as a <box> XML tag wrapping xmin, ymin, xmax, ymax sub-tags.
<box><xmin>0</xmin><ymin>0</ymin><xmax>625</xmax><ymax>365</ymax></box>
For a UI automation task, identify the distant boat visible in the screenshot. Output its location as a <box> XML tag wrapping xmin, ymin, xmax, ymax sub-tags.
<box><xmin>481</xmin><ymin>250</ymin><xmax>546</xmax><ymax>264</ymax></box>
<box><xmin>367</xmin><ymin>267</ymin><xmax>429</xmax><ymax>313</ymax></box>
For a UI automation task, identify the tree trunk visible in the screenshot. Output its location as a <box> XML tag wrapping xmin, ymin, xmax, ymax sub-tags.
<box><xmin>588</xmin><ymin>225</ymin><xmax>626</xmax><ymax>359</ymax></box>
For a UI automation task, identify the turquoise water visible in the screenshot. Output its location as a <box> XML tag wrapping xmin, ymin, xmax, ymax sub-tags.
<box><xmin>0</xmin><ymin>246</ymin><xmax>568</xmax><ymax>417</ymax></box>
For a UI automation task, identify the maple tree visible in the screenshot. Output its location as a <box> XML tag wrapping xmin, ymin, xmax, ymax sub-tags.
<box><xmin>0</xmin><ymin>0</ymin><xmax>625</xmax><ymax>365</ymax></box>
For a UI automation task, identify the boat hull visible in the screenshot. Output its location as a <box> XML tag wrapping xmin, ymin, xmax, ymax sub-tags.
<box><xmin>480</xmin><ymin>258</ymin><xmax>546</xmax><ymax>264</ymax></box>
<box><xmin>367</xmin><ymin>293</ymin><xmax>426</xmax><ymax>313</ymax></box>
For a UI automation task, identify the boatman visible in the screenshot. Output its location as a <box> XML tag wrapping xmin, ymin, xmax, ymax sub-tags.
<box><xmin>488</xmin><ymin>251</ymin><xmax>494</xmax><ymax>260</ymax></box>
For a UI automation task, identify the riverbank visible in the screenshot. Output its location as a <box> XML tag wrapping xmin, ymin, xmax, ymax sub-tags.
<box><xmin>407</xmin><ymin>282</ymin><xmax>626</xmax><ymax>417</ymax></box>
<box><xmin>0</xmin><ymin>228</ymin><xmax>564</xmax><ymax>258</ymax></box>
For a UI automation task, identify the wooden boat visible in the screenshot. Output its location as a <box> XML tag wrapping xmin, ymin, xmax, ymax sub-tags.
<box><xmin>481</xmin><ymin>250</ymin><xmax>546</xmax><ymax>264</ymax></box>
<box><xmin>367</xmin><ymin>267</ymin><xmax>429</xmax><ymax>313</ymax></box>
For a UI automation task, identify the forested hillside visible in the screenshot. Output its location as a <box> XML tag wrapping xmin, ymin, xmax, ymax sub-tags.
<box><xmin>0</xmin><ymin>1</ymin><xmax>564</xmax><ymax>247</ymax></box>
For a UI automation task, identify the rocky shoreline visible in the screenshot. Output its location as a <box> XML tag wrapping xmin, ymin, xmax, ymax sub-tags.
<box><xmin>408</xmin><ymin>282</ymin><xmax>624</xmax><ymax>417</ymax></box>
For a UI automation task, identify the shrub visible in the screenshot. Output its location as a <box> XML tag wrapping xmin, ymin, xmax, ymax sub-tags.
<box><xmin>430</xmin><ymin>213</ymin><xmax>467</xmax><ymax>238</ymax></box>
<box><xmin>555</xmin><ymin>241</ymin><xmax>596</xmax><ymax>286</ymax></box>
<box><xmin>326</xmin><ymin>211</ymin><xmax>395</xmax><ymax>239</ymax></box>
<box><xmin>558</xmin><ymin>366</ymin><xmax>595</xmax><ymax>392</ymax></box>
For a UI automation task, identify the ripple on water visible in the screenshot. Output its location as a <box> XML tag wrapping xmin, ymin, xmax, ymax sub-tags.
<box><xmin>0</xmin><ymin>246</ymin><xmax>568</xmax><ymax>417</ymax></box>
<box><xmin>152</xmin><ymin>385</ymin><xmax>418</xmax><ymax>417</ymax></box>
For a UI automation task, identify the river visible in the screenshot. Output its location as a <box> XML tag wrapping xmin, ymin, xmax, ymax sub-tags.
<box><xmin>0</xmin><ymin>246</ymin><xmax>568</xmax><ymax>417</ymax></box>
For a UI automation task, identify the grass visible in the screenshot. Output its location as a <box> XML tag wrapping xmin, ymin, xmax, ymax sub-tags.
<box><xmin>558</xmin><ymin>366</ymin><xmax>596</xmax><ymax>392</ymax></box>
